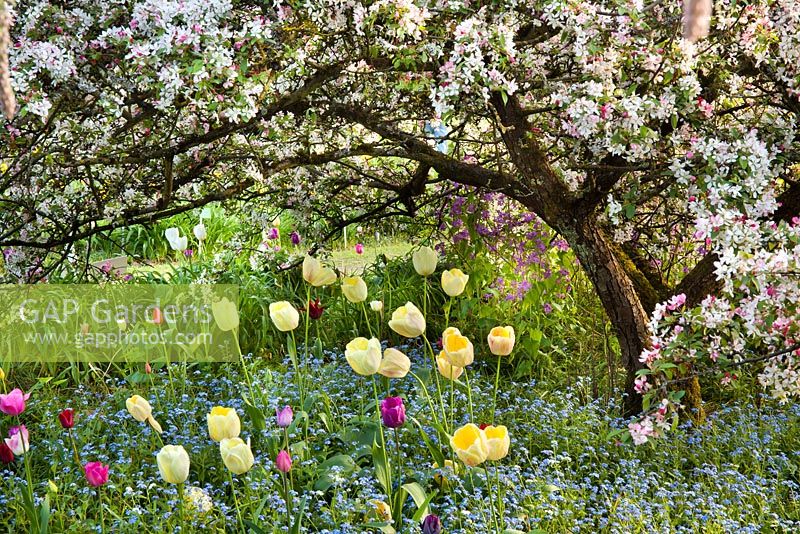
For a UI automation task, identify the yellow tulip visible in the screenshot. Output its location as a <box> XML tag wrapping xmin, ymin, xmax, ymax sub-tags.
<box><xmin>432</xmin><ymin>459</ymin><xmax>461</xmax><ymax>487</ymax></box>
<box><xmin>378</xmin><ymin>348</ymin><xmax>411</xmax><ymax>378</ymax></box>
<box><xmin>302</xmin><ymin>255</ymin><xmax>337</xmax><ymax>287</ymax></box>
<box><xmin>483</xmin><ymin>425</ymin><xmax>510</xmax><ymax>461</ymax></box>
<box><xmin>450</xmin><ymin>423</ymin><xmax>489</xmax><ymax>467</ymax></box>
<box><xmin>157</xmin><ymin>445</ymin><xmax>190</xmax><ymax>484</ymax></box>
<box><xmin>436</xmin><ymin>351</ymin><xmax>464</xmax><ymax>381</ymax></box>
<box><xmin>126</xmin><ymin>395</ymin><xmax>153</xmax><ymax>422</ymax></box>
<box><xmin>220</xmin><ymin>437</ymin><xmax>254</xmax><ymax>475</ymax></box>
<box><xmin>443</xmin><ymin>331</ymin><xmax>474</xmax><ymax>367</ymax></box>
<box><xmin>211</xmin><ymin>297</ymin><xmax>239</xmax><ymax>331</ymax></box>
<box><xmin>269</xmin><ymin>301</ymin><xmax>300</xmax><ymax>331</ymax></box>
<box><xmin>388</xmin><ymin>302</ymin><xmax>426</xmax><ymax>338</ymax></box>
<box><xmin>207</xmin><ymin>407</ymin><xmax>241</xmax><ymax>442</ymax></box>
<box><xmin>412</xmin><ymin>246</ymin><xmax>438</xmax><ymax>276</ymax></box>
<box><xmin>487</xmin><ymin>326</ymin><xmax>515</xmax><ymax>356</ymax></box>
<box><xmin>441</xmin><ymin>268</ymin><xmax>469</xmax><ymax>297</ymax></box>
<box><xmin>0</xmin><ymin>367</ymin><xmax>4</xmax><ymax>381</ymax></box>
<box><xmin>341</xmin><ymin>276</ymin><xmax>368</xmax><ymax>303</ymax></box>
<box><xmin>370</xmin><ymin>499</ymin><xmax>392</xmax><ymax>521</ymax></box>
<box><xmin>344</xmin><ymin>337</ymin><xmax>382</xmax><ymax>376</ymax></box>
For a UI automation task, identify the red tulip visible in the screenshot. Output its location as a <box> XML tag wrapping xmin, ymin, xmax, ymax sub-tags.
<box><xmin>59</xmin><ymin>408</ymin><xmax>75</xmax><ymax>429</ymax></box>
<box><xmin>308</xmin><ymin>298</ymin><xmax>324</xmax><ymax>320</ymax></box>
<box><xmin>0</xmin><ymin>442</ymin><xmax>13</xmax><ymax>464</ymax></box>
<box><xmin>276</xmin><ymin>450</ymin><xmax>292</xmax><ymax>473</ymax></box>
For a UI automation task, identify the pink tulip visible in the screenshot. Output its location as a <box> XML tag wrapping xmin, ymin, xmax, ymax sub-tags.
<box><xmin>5</xmin><ymin>425</ymin><xmax>29</xmax><ymax>455</ymax></box>
<box><xmin>0</xmin><ymin>388</ymin><xmax>30</xmax><ymax>416</ymax></box>
<box><xmin>84</xmin><ymin>461</ymin><xmax>110</xmax><ymax>487</ymax></box>
<box><xmin>276</xmin><ymin>450</ymin><xmax>292</xmax><ymax>473</ymax></box>
<box><xmin>355</xmin><ymin>243</ymin><xmax>364</xmax><ymax>255</ymax></box>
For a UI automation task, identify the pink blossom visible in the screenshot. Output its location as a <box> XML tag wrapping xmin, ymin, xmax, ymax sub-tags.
<box><xmin>84</xmin><ymin>461</ymin><xmax>110</xmax><ymax>487</ymax></box>
<box><xmin>0</xmin><ymin>388</ymin><xmax>31</xmax><ymax>416</ymax></box>
<box><xmin>5</xmin><ymin>425</ymin><xmax>29</xmax><ymax>455</ymax></box>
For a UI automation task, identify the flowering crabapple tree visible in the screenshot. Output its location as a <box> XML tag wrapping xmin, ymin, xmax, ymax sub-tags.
<box><xmin>2</xmin><ymin>0</ymin><xmax>800</xmax><ymax>422</ymax></box>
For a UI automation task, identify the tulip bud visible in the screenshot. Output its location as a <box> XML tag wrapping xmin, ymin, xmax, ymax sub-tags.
<box><xmin>207</xmin><ymin>407</ymin><xmax>241</xmax><ymax>442</ymax></box>
<box><xmin>290</xmin><ymin>231</ymin><xmax>301</xmax><ymax>245</ymax></box>
<box><xmin>276</xmin><ymin>449</ymin><xmax>292</xmax><ymax>473</ymax></box>
<box><xmin>84</xmin><ymin>461</ymin><xmax>110</xmax><ymax>487</ymax></box>
<box><xmin>58</xmin><ymin>408</ymin><xmax>75</xmax><ymax>429</ymax></box>
<box><xmin>269</xmin><ymin>301</ymin><xmax>300</xmax><ymax>331</ymax></box>
<box><xmin>276</xmin><ymin>405</ymin><xmax>293</xmax><ymax>428</ymax></box>
<box><xmin>441</xmin><ymin>268</ymin><xmax>469</xmax><ymax>297</ymax></box>
<box><xmin>487</xmin><ymin>326</ymin><xmax>515</xmax><ymax>356</ymax></box>
<box><xmin>378</xmin><ymin>348</ymin><xmax>411</xmax><ymax>378</ymax></box>
<box><xmin>369</xmin><ymin>300</ymin><xmax>383</xmax><ymax>313</ymax></box>
<box><xmin>0</xmin><ymin>367</ymin><xmax>5</xmax><ymax>381</ymax></box>
<box><xmin>341</xmin><ymin>276</ymin><xmax>368</xmax><ymax>303</ymax></box>
<box><xmin>412</xmin><ymin>246</ymin><xmax>438</xmax><ymax>276</ymax></box>
<box><xmin>220</xmin><ymin>437</ymin><xmax>254</xmax><ymax>475</ymax></box>
<box><xmin>354</xmin><ymin>243</ymin><xmax>364</xmax><ymax>255</ymax></box>
<box><xmin>151</xmin><ymin>306</ymin><xmax>163</xmax><ymax>325</ymax></box>
<box><xmin>388</xmin><ymin>302</ymin><xmax>426</xmax><ymax>338</ymax></box>
<box><xmin>157</xmin><ymin>445</ymin><xmax>191</xmax><ymax>484</ymax></box>
<box><xmin>344</xmin><ymin>337</ymin><xmax>382</xmax><ymax>376</ymax></box>
<box><xmin>145</xmin><ymin>362</ymin><xmax>152</xmax><ymax>374</ymax></box>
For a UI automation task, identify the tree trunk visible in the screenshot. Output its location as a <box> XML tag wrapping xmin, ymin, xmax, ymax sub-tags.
<box><xmin>558</xmin><ymin>216</ymin><xmax>651</xmax><ymax>415</ymax></box>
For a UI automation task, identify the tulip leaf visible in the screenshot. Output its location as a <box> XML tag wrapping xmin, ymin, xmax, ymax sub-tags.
<box><xmin>410</xmin><ymin>417</ymin><xmax>445</xmax><ymax>468</ymax></box>
<box><xmin>290</xmin><ymin>495</ymin><xmax>308</xmax><ymax>534</ymax></box>
<box><xmin>372</xmin><ymin>442</ymin><xmax>392</xmax><ymax>496</ymax></box>
<box><xmin>242</xmin><ymin>401</ymin><xmax>266</xmax><ymax>432</ymax></box>
<box><xmin>402</xmin><ymin>482</ymin><xmax>434</xmax><ymax>521</ymax></box>
<box><xmin>314</xmin><ymin>454</ymin><xmax>358</xmax><ymax>491</ymax></box>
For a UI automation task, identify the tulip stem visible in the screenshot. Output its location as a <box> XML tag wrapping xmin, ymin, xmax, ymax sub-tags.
<box><xmin>492</xmin><ymin>356</ymin><xmax>502</xmax><ymax>425</ymax></box>
<box><xmin>371</xmin><ymin>377</ymin><xmax>391</xmax><ymax>491</ymax></box>
<box><xmin>360</xmin><ymin>302</ymin><xmax>374</xmax><ymax>337</ymax></box>
<box><xmin>393</xmin><ymin>428</ymin><xmax>402</xmax><ymax>486</ymax></box>
<box><xmin>177</xmin><ymin>482</ymin><xmax>185</xmax><ymax>531</ymax></box>
<box><xmin>303</xmin><ymin>286</ymin><xmax>312</xmax><ymax>407</ymax></box>
<box><xmin>289</xmin><ymin>330</ymin><xmax>304</xmax><ymax>408</ymax></box>
<box><xmin>422</xmin><ymin>334</ymin><xmax>449</xmax><ymax>433</ymax></box>
<box><xmin>463</xmin><ymin>368</ymin><xmax>475</xmax><ymax>422</ymax></box>
<box><xmin>227</xmin><ymin>470</ymin><xmax>245</xmax><ymax>534</ymax></box>
<box><xmin>281</xmin><ymin>470</ymin><xmax>292</xmax><ymax>529</ymax></box>
<box><xmin>484</xmin><ymin>465</ymin><xmax>497</xmax><ymax>531</ymax></box>
<box><xmin>97</xmin><ymin>487</ymin><xmax>106</xmax><ymax>534</ymax></box>
<box><xmin>16</xmin><ymin>415</ymin><xmax>38</xmax><ymax>532</ymax></box>
<box><xmin>234</xmin><ymin>329</ymin><xmax>256</xmax><ymax>405</ymax></box>
<box><xmin>68</xmin><ymin>428</ymin><xmax>81</xmax><ymax>470</ymax></box>
<box><xmin>408</xmin><ymin>371</ymin><xmax>441</xmax><ymax>430</ymax></box>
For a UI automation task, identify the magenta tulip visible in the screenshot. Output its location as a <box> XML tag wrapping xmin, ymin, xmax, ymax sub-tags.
<box><xmin>84</xmin><ymin>461</ymin><xmax>110</xmax><ymax>487</ymax></box>
<box><xmin>380</xmin><ymin>396</ymin><xmax>406</xmax><ymax>428</ymax></box>
<box><xmin>0</xmin><ymin>388</ymin><xmax>30</xmax><ymax>416</ymax></box>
